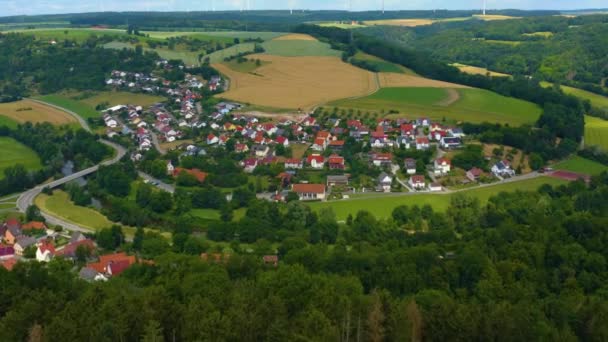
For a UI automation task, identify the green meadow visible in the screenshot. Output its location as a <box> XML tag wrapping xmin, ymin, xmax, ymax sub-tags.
<box><xmin>0</xmin><ymin>137</ymin><xmax>42</xmax><ymax>179</ymax></box>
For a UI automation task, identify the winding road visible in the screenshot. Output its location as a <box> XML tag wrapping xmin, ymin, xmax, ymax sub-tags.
<box><xmin>15</xmin><ymin>99</ymin><xmax>127</xmax><ymax>234</ymax></box>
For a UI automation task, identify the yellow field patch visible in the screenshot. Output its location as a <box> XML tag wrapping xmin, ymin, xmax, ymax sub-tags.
<box><xmin>451</xmin><ymin>63</ymin><xmax>510</xmax><ymax>77</ymax></box>
<box><xmin>272</xmin><ymin>33</ymin><xmax>318</xmax><ymax>41</ymax></box>
<box><xmin>0</xmin><ymin>99</ymin><xmax>77</xmax><ymax>125</ymax></box>
<box><xmin>214</xmin><ymin>55</ymin><xmax>377</xmax><ymax>110</ymax></box>
<box><xmin>473</xmin><ymin>14</ymin><xmax>519</xmax><ymax>21</ymax></box>
<box><xmin>378</xmin><ymin>73</ymin><xmax>470</xmax><ymax>89</ymax></box>
<box><xmin>364</xmin><ymin>19</ymin><xmax>435</xmax><ymax>27</ymax></box>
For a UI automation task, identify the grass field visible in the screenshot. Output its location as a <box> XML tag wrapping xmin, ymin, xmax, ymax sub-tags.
<box><xmin>71</xmin><ymin>91</ymin><xmax>165</xmax><ymax>108</ymax></box>
<box><xmin>35</xmin><ymin>95</ymin><xmax>100</xmax><ymax>120</ymax></box>
<box><xmin>214</xmin><ymin>54</ymin><xmax>376</xmax><ymax>110</ymax></box>
<box><xmin>584</xmin><ymin>115</ymin><xmax>608</xmax><ymax>150</ymax></box>
<box><xmin>473</xmin><ymin>14</ymin><xmax>519</xmax><ymax>21</ymax></box>
<box><xmin>352</xmin><ymin>52</ymin><xmax>415</xmax><ymax>74</ymax></box>
<box><xmin>522</xmin><ymin>31</ymin><xmax>554</xmax><ymax>38</ymax></box>
<box><xmin>104</xmin><ymin>41</ymin><xmax>205</xmax><ymax>66</ymax></box>
<box><xmin>378</xmin><ymin>73</ymin><xmax>469</xmax><ymax>88</ymax></box>
<box><xmin>35</xmin><ymin>190</ymin><xmax>113</xmax><ymax>231</ymax></box>
<box><xmin>541</xmin><ymin>82</ymin><xmax>608</xmax><ymax>110</ymax></box>
<box><xmin>309</xmin><ymin>177</ymin><xmax>567</xmax><ymax>220</ymax></box>
<box><xmin>553</xmin><ymin>156</ymin><xmax>608</xmax><ymax>175</ymax></box>
<box><xmin>0</xmin><ymin>116</ymin><xmax>18</xmax><ymax>129</ymax></box>
<box><xmin>363</xmin><ymin>19</ymin><xmax>435</xmax><ymax>27</ymax></box>
<box><xmin>317</xmin><ymin>22</ymin><xmax>367</xmax><ymax>29</ymax></box>
<box><xmin>261</xmin><ymin>39</ymin><xmax>341</xmax><ymax>57</ymax></box>
<box><xmin>484</xmin><ymin>40</ymin><xmax>522</xmax><ymax>46</ymax></box>
<box><xmin>0</xmin><ymin>137</ymin><xmax>42</xmax><ymax>179</ymax></box>
<box><xmin>451</xmin><ymin>63</ymin><xmax>510</xmax><ymax>77</ymax></box>
<box><xmin>330</xmin><ymin>87</ymin><xmax>541</xmax><ymax>125</ymax></box>
<box><xmin>12</xmin><ymin>28</ymin><xmax>129</xmax><ymax>43</ymax></box>
<box><xmin>204</xmin><ymin>43</ymin><xmax>257</xmax><ymax>64</ymax></box>
<box><xmin>0</xmin><ymin>99</ymin><xmax>78</xmax><ymax>126</ymax></box>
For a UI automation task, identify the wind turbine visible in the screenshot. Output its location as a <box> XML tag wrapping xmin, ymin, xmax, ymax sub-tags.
<box><xmin>382</xmin><ymin>0</ymin><xmax>385</xmax><ymax>14</ymax></box>
<box><xmin>483</xmin><ymin>0</ymin><xmax>487</xmax><ymax>16</ymax></box>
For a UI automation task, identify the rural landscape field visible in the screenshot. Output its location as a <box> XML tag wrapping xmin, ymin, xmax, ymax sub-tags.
<box><xmin>2</xmin><ymin>5</ymin><xmax>608</xmax><ymax>340</ymax></box>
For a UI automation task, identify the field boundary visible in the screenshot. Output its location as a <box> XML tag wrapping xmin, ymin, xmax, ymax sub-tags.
<box><xmin>436</xmin><ymin>89</ymin><xmax>460</xmax><ymax>106</ymax></box>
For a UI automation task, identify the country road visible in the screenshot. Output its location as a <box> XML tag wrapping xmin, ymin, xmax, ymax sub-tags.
<box><xmin>16</xmin><ymin>140</ymin><xmax>127</xmax><ymax>232</ymax></box>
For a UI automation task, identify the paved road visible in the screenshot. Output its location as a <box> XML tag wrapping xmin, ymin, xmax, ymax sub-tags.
<box><xmin>137</xmin><ymin>172</ymin><xmax>175</xmax><ymax>194</ymax></box>
<box><xmin>150</xmin><ymin>131</ymin><xmax>167</xmax><ymax>155</ymax></box>
<box><xmin>16</xmin><ymin>140</ymin><xmax>127</xmax><ymax>233</ymax></box>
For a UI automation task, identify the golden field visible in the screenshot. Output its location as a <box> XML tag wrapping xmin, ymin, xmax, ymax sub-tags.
<box><xmin>214</xmin><ymin>55</ymin><xmax>377</xmax><ymax>110</ymax></box>
<box><xmin>0</xmin><ymin>99</ymin><xmax>78</xmax><ymax>125</ymax></box>
<box><xmin>272</xmin><ymin>33</ymin><xmax>317</xmax><ymax>41</ymax></box>
<box><xmin>363</xmin><ymin>19</ymin><xmax>435</xmax><ymax>27</ymax></box>
<box><xmin>451</xmin><ymin>63</ymin><xmax>510</xmax><ymax>77</ymax></box>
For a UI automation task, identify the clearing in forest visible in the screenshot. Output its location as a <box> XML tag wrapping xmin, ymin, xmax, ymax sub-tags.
<box><xmin>214</xmin><ymin>54</ymin><xmax>376</xmax><ymax>110</ymax></box>
<box><xmin>0</xmin><ymin>137</ymin><xmax>42</xmax><ymax>179</ymax></box>
<box><xmin>451</xmin><ymin>63</ymin><xmax>510</xmax><ymax>77</ymax></box>
<box><xmin>0</xmin><ymin>99</ymin><xmax>78</xmax><ymax>126</ymax></box>
<box><xmin>584</xmin><ymin>115</ymin><xmax>608</xmax><ymax>150</ymax></box>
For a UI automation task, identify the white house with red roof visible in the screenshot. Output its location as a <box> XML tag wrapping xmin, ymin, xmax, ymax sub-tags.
<box><xmin>328</xmin><ymin>155</ymin><xmax>345</xmax><ymax>170</ymax></box>
<box><xmin>242</xmin><ymin>158</ymin><xmax>258</xmax><ymax>173</ymax></box>
<box><xmin>292</xmin><ymin>184</ymin><xmax>326</xmax><ymax>201</ymax></box>
<box><xmin>371</xmin><ymin>153</ymin><xmax>393</xmax><ymax>167</ymax></box>
<box><xmin>434</xmin><ymin>158</ymin><xmax>452</xmax><ymax>175</ymax></box>
<box><xmin>36</xmin><ymin>241</ymin><xmax>56</xmax><ymax>263</ymax></box>
<box><xmin>307</xmin><ymin>154</ymin><xmax>325</xmax><ymax>169</ymax></box>
<box><xmin>416</xmin><ymin>137</ymin><xmax>430</xmax><ymax>150</ymax></box>
<box><xmin>409</xmin><ymin>175</ymin><xmax>426</xmax><ymax>190</ymax></box>
<box><xmin>275</xmin><ymin>136</ymin><xmax>289</xmax><ymax>147</ymax></box>
<box><xmin>207</xmin><ymin>134</ymin><xmax>219</xmax><ymax>145</ymax></box>
<box><xmin>285</xmin><ymin>158</ymin><xmax>304</xmax><ymax>169</ymax></box>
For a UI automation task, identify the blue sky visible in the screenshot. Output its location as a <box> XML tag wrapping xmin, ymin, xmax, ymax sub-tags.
<box><xmin>1</xmin><ymin>0</ymin><xmax>606</xmax><ymax>16</ymax></box>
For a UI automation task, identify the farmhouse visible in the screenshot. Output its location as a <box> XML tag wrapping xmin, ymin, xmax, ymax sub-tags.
<box><xmin>371</xmin><ymin>153</ymin><xmax>393</xmax><ymax>168</ymax></box>
<box><xmin>292</xmin><ymin>184</ymin><xmax>326</xmax><ymax>201</ymax></box>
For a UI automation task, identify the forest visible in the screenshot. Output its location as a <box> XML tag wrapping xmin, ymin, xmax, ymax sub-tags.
<box><xmin>359</xmin><ymin>14</ymin><xmax>608</xmax><ymax>96</ymax></box>
<box><xmin>0</xmin><ymin>33</ymin><xmax>157</xmax><ymax>99</ymax></box>
<box><xmin>2</xmin><ymin>174</ymin><xmax>608</xmax><ymax>341</ymax></box>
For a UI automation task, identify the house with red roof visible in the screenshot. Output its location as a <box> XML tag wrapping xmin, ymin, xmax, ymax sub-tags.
<box><xmin>275</xmin><ymin>136</ymin><xmax>289</xmax><ymax>147</ymax></box>
<box><xmin>409</xmin><ymin>175</ymin><xmax>426</xmax><ymax>190</ymax></box>
<box><xmin>22</xmin><ymin>221</ymin><xmax>47</xmax><ymax>232</ymax></box>
<box><xmin>329</xmin><ymin>139</ymin><xmax>345</xmax><ymax>151</ymax></box>
<box><xmin>86</xmin><ymin>252</ymin><xmax>137</xmax><ymax>278</ymax></box>
<box><xmin>285</xmin><ymin>158</ymin><xmax>304</xmax><ymax>169</ymax></box>
<box><xmin>242</xmin><ymin>158</ymin><xmax>258</xmax><ymax>173</ymax></box>
<box><xmin>434</xmin><ymin>158</ymin><xmax>452</xmax><ymax>175</ymax></box>
<box><xmin>400</xmin><ymin>123</ymin><xmax>415</xmax><ymax>136</ymax></box>
<box><xmin>416</xmin><ymin>137</ymin><xmax>430</xmax><ymax>150</ymax></box>
<box><xmin>173</xmin><ymin>168</ymin><xmax>208</xmax><ymax>183</ymax></box>
<box><xmin>1</xmin><ymin>258</ymin><xmax>17</xmax><ymax>271</ymax></box>
<box><xmin>235</xmin><ymin>143</ymin><xmax>249</xmax><ymax>153</ymax></box>
<box><xmin>302</xmin><ymin>116</ymin><xmax>316</xmax><ymax>127</ymax></box>
<box><xmin>57</xmin><ymin>239</ymin><xmax>96</xmax><ymax>259</ymax></box>
<box><xmin>312</xmin><ymin>137</ymin><xmax>327</xmax><ymax>151</ymax></box>
<box><xmin>370</xmin><ymin>153</ymin><xmax>393</xmax><ymax>167</ymax></box>
<box><xmin>263</xmin><ymin>255</ymin><xmax>279</xmax><ymax>267</ymax></box>
<box><xmin>207</xmin><ymin>133</ymin><xmax>219</xmax><ymax>145</ymax></box>
<box><xmin>328</xmin><ymin>155</ymin><xmax>345</xmax><ymax>170</ymax></box>
<box><xmin>292</xmin><ymin>184</ymin><xmax>326</xmax><ymax>201</ymax></box>
<box><xmin>466</xmin><ymin>167</ymin><xmax>484</xmax><ymax>182</ymax></box>
<box><xmin>307</xmin><ymin>154</ymin><xmax>325</xmax><ymax>169</ymax></box>
<box><xmin>36</xmin><ymin>241</ymin><xmax>56</xmax><ymax>262</ymax></box>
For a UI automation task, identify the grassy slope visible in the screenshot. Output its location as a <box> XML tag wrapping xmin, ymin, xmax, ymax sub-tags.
<box><xmin>0</xmin><ymin>137</ymin><xmax>42</xmax><ymax>179</ymax></box>
<box><xmin>76</xmin><ymin>91</ymin><xmax>165</xmax><ymax>108</ymax></box>
<box><xmin>309</xmin><ymin>177</ymin><xmax>567</xmax><ymax>220</ymax></box>
<box><xmin>223</xmin><ymin>59</ymin><xmax>269</xmax><ymax>73</ymax></box>
<box><xmin>0</xmin><ymin>116</ymin><xmax>19</xmax><ymax>129</ymax></box>
<box><xmin>585</xmin><ymin>115</ymin><xmax>608</xmax><ymax>150</ymax></box>
<box><xmin>204</xmin><ymin>43</ymin><xmax>257</xmax><ymax>64</ymax></box>
<box><xmin>331</xmin><ymin>87</ymin><xmax>541</xmax><ymax>125</ymax></box>
<box><xmin>554</xmin><ymin>156</ymin><xmax>608</xmax><ymax>175</ymax></box>
<box><xmin>541</xmin><ymin>82</ymin><xmax>608</xmax><ymax>110</ymax></box>
<box><xmin>104</xmin><ymin>41</ymin><xmax>204</xmax><ymax>66</ymax></box>
<box><xmin>35</xmin><ymin>191</ymin><xmax>113</xmax><ymax>231</ymax></box>
<box><xmin>352</xmin><ymin>52</ymin><xmax>415</xmax><ymax>74</ymax></box>
<box><xmin>36</xmin><ymin>95</ymin><xmax>100</xmax><ymax>119</ymax></box>
<box><xmin>261</xmin><ymin>40</ymin><xmax>341</xmax><ymax>57</ymax></box>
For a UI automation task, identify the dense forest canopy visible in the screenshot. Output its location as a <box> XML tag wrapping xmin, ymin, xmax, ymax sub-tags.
<box><xmin>3</xmin><ymin>175</ymin><xmax>608</xmax><ymax>340</ymax></box>
<box><xmin>359</xmin><ymin>14</ymin><xmax>608</xmax><ymax>94</ymax></box>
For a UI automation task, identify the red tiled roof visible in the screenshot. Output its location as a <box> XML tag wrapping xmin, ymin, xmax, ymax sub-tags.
<box><xmin>307</xmin><ymin>155</ymin><xmax>325</xmax><ymax>164</ymax></box>
<box><xmin>411</xmin><ymin>175</ymin><xmax>425</xmax><ymax>184</ymax></box>
<box><xmin>292</xmin><ymin>184</ymin><xmax>325</xmax><ymax>194</ymax></box>
<box><xmin>328</xmin><ymin>155</ymin><xmax>345</xmax><ymax>164</ymax></box>
<box><xmin>38</xmin><ymin>241</ymin><xmax>56</xmax><ymax>255</ymax></box>
<box><xmin>372</xmin><ymin>153</ymin><xmax>392</xmax><ymax>161</ymax></box>
<box><xmin>314</xmin><ymin>137</ymin><xmax>326</xmax><ymax>146</ymax></box>
<box><xmin>57</xmin><ymin>239</ymin><xmax>96</xmax><ymax>257</ymax></box>
<box><xmin>22</xmin><ymin>221</ymin><xmax>47</xmax><ymax>230</ymax></box>
<box><xmin>87</xmin><ymin>252</ymin><xmax>136</xmax><ymax>275</ymax></box>
<box><xmin>1</xmin><ymin>258</ymin><xmax>17</xmax><ymax>271</ymax></box>
<box><xmin>174</xmin><ymin>168</ymin><xmax>208</xmax><ymax>183</ymax></box>
<box><xmin>285</xmin><ymin>158</ymin><xmax>302</xmax><ymax>165</ymax></box>
<box><xmin>329</xmin><ymin>140</ymin><xmax>345</xmax><ymax>146</ymax></box>
<box><xmin>316</xmin><ymin>131</ymin><xmax>331</xmax><ymax>139</ymax></box>
<box><xmin>436</xmin><ymin>158</ymin><xmax>451</xmax><ymax>165</ymax></box>
<box><xmin>416</xmin><ymin>137</ymin><xmax>429</xmax><ymax>144</ymax></box>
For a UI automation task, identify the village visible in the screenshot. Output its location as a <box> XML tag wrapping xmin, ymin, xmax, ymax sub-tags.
<box><xmin>98</xmin><ymin>60</ymin><xmax>524</xmax><ymax>204</ymax></box>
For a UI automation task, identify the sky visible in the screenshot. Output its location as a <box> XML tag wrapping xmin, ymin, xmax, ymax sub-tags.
<box><xmin>0</xmin><ymin>0</ymin><xmax>607</xmax><ymax>16</ymax></box>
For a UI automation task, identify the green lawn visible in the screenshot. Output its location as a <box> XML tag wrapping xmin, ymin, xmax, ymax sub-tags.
<box><xmin>36</xmin><ymin>94</ymin><xmax>100</xmax><ymax>119</ymax></box>
<box><xmin>308</xmin><ymin>177</ymin><xmax>567</xmax><ymax>220</ymax></box>
<box><xmin>584</xmin><ymin>115</ymin><xmax>608</xmax><ymax>150</ymax></box>
<box><xmin>351</xmin><ymin>52</ymin><xmax>415</xmax><ymax>74</ymax></box>
<box><xmin>541</xmin><ymin>82</ymin><xmax>608</xmax><ymax>110</ymax></box>
<box><xmin>0</xmin><ymin>137</ymin><xmax>42</xmax><ymax>179</ymax></box>
<box><xmin>261</xmin><ymin>40</ymin><xmax>341</xmax><ymax>57</ymax></box>
<box><xmin>0</xmin><ymin>115</ymin><xmax>19</xmax><ymax>129</ymax></box>
<box><xmin>189</xmin><ymin>208</ymin><xmax>246</xmax><ymax>221</ymax></box>
<box><xmin>185</xmin><ymin>31</ymin><xmax>286</xmax><ymax>41</ymax></box>
<box><xmin>75</xmin><ymin>91</ymin><xmax>165</xmax><ymax>108</ymax></box>
<box><xmin>35</xmin><ymin>190</ymin><xmax>114</xmax><ymax>231</ymax></box>
<box><xmin>14</xmin><ymin>28</ymin><xmax>129</xmax><ymax>43</ymax></box>
<box><xmin>204</xmin><ymin>43</ymin><xmax>257</xmax><ymax>64</ymax></box>
<box><xmin>330</xmin><ymin>87</ymin><xmax>541</xmax><ymax>125</ymax></box>
<box><xmin>553</xmin><ymin>156</ymin><xmax>608</xmax><ymax>175</ymax></box>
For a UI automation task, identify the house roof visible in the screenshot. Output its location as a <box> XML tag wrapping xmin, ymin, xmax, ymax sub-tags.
<box><xmin>372</xmin><ymin>153</ymin><xmax>392</xmax><ymax>161</ymax></box>
<box><xmin>58</xmin><ymin>239</ymin><xmax>96</xmax><ymax>257</ymax></box>
<box><xmin>411</xmin><ymin>175</ymin><xmax>426</xmax><ymax>183</ymax></box>
<box><xmin>416</xmin><ymin>137</ymin><xmax>430</xmax><ymax>144</ymax></box>
<box><xmin>285</xmin><ymin>158</ymin><xmax>302</xmax><ymax>165</ymax></box>
<box><xmin>435</xmin><ymin>158</ymin><xmax>451</xmax><ymax>165</ymax></box>
<box><xmin>38</xmin><ymin>241</ymin><xmax>56</xmax><ymax>255</ymax></box>
<box><xmin>87</xmin><ymin>252</ymin><xmax>136</xmax><ymax>275</ymax></box>
<box><xmin>328</xmin><ymin>155</ymin><xmax>345</xmax><ymax>164</ymax></box>
<box><xmin>22</xmin><ymin>221</ymin><xmax>47</xmax><ymax>230</ymax></box>
<box><xmin>174</xmin><ymin>168</ymin><xmax>208</xmax><ymax>183</ymax></box>
<box><xmin>307</xmin><ymin>155</ymin><xmax>325</xmax><ymax>164</ymax></box>
<box><xmin>263</xmin><ymin>255</ymin><xmax>279</xmax><ymax>263</ymax></box>
<box><xmin>15</xmin><ymin>236</ymin><xmax>36</xmax><ymax>249</ymax></box>
<box><xmin>292</xmin><ymin>184</ymin><xmax>325</xmax><ymax>194</ymax></box>
<box><xmin>314</xmin><ymin>137</ymin><xmax>326</xmax><ymax>146</ymax></box>
<box><xmin>0</xmin><ymin>244</ymin><xmax>14</xmax><ymax>257</ymax></box>
<box><xmin>468</xmin><ymin>167</ymin><xmax>484</xmax><ymax>176</ymax></box>
<box><xmin>0</xmin><ymin>258</ymin><xmax>17</xmax><ymax>271</ymax></box>
<box><xmin>405</xmin><ymin>158</ymin><xmax>416</xmax><ymax>168</ymax></box>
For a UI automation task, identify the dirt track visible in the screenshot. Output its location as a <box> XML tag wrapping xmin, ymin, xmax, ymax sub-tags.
<box><xmin>436</xmin><ymin>89</ymin><xmax>461</xmax><ymax>106</ymax></box>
